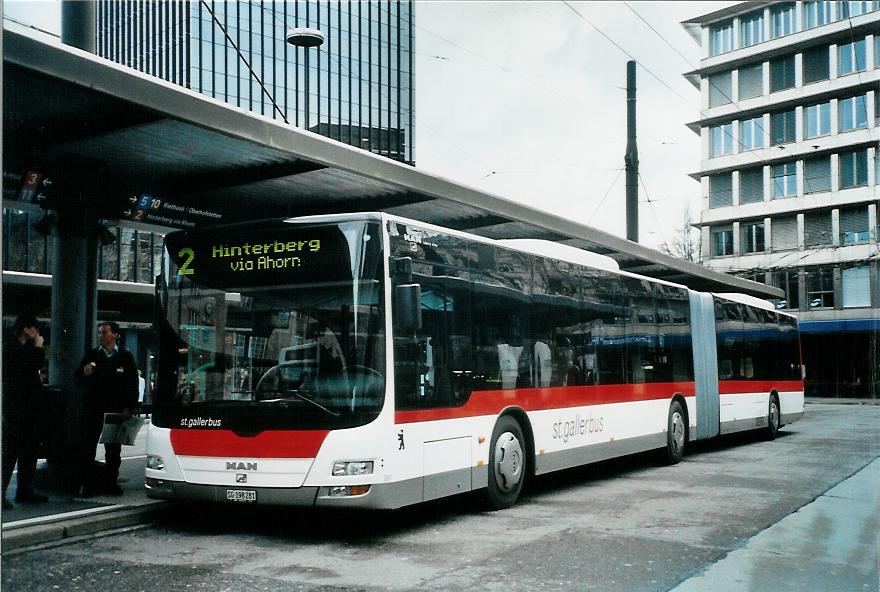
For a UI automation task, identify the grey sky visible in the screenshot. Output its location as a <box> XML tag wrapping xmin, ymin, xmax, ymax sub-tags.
<box><xmin>414</xmin><ymin>1</ymin><xmax>734</xmax><ymax>250</ymax></box>
<box><xmin>3</xmin><ymin>0</ymin><xmax>735</xmax><ymax>251</ymax></box>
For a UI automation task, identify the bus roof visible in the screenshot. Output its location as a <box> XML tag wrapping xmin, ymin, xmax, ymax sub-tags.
<box><xmin>286</xmin><ymin>212</ymin><xmax>698</xmax><ymax>293</ymax></box>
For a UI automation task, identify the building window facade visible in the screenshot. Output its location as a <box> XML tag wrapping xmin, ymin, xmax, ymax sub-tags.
<box><xmin>837</xmin><ymin>1</ymin><xmax>879</xmax><ymax>19</ymax></box>
<box><xmin>772</xmin><ymin>269</ymin><xmax>800</xmax><ymax>309</ymax></box>
<box><xmin>803</xmin><ymin>45</ymin><xmax>830</xmax><ymax>83</ymax></box>
<box><xmin>710</xmin><ymin>20</ymin><xmax>734</xmax><ymax>55</ymax></box>
<box><xmin>770</xmin><ymin>56</ymin><xmax>796</xmax><ymax>92</ymax></box>
<box><xmin>772</xmin><ymin>215</ymin><xmax>799</xmax><ymax>251</ymax></box>
<box><xmin>839</xmin><ymin>95</ymin><xmax>868</xmax><ymax>131</ymax></box>
<box><xmin>842</xmin><ymin>265</ymin><xmax>871</xmax><ymax>308</ymax></box>
<box><xmin>740</xmin><ymin>10</ymin><xmax>765</xmax><ymax>47</ymax></box>
<box><xmin>806</xmin><ymin>267</ymin><xmax>835</xmax><ymax>308</ymax></box>
<box><xmin>709</xmin><ymin>173</ymin><xmax>733</xmax><ymax>208</ymax></box>
<box><xmin>739</xmin><ymin>167</ymin><xmax>765</xmax><ymax>203</ymax></box>
<box><xmin>708</xmin><ymin>71</ymin><xmax>733</xmax><ymax>107</ymax></box>
<box><xmin>838</xmin><ymin>38</ymin><xmax>867</xmax><ymax>76</ymax></box>
<box><xmin>98</xmin><ymin>0</ymin><xmax>417</xmax><ymax>165</ymax></box>
<box><xmin>804</xmin><ymin>1</ymin><xmax>833</xmax><ymax>28</ymax></box>
<box><xmin>804</xmin><ymin>155</ymin><xmax>832</xmax><ymax>193</ymax></box>
<box><xmin>804</xmin><ymin>210</ymin><xmax>834</xmax><ymax>247</ymax></box>
<box><xmin>840</xmin><ymin>149</ymin><xmax>869</xmax><ymax>188</ymax></box>
<box><xmin>772</xmin><ymin>162</ymin><xmax>797</xmax><ymax>197</ymax></box>
<box><xmin>771</xmin><ymin>109</ymin><xmax>796</xmax><ymax>144</ymax></box>
<box><xmin>739</xmin><ymin>116</ymin><xmax>765</xmax><ymax>150</ymax></box>
<box><xmin>712</xmin><ymin>226</ymin><xmax>734</xmax><ymax>256</ymax></box>
<box><xmin>804</xmin><ymin>102</ymin><xmax>831</xmax><ymax>138</ymax></box>
<box><xmin>741</xmin><ymin>220</ymin><xmax>765</xmax><ymax>253</ymax></box>
<box><xmin>711</xmin><ymin>122</ymin><xmax>734</xmax><ymax>156</ymax></box>
<box><xmin>771</xmin><ymin>3</ymin><xmax>796</xmax><ymax>38</ymax></box>
<box><xmin>738</xmin><ymin>63</ymin><xmax>763</xmax><ymax>99</ymax></box>
<box><xmin>2</xmin><ymin>209</ymin><xmax>51</xmax><ymax>274</ymax></box>
<box><xmin>840</xmin><ymin>205</ymin><xmax>871</xmax><ymax>244</ymax></box>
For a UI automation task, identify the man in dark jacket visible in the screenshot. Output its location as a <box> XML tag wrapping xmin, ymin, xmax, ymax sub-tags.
<box><xmin>74</xmin><ymin>321</ymin><xmax>138</xmax><ymax>496</ymax></box>
<box><xmin>2</xmin><ymin>315</ymin><xmax>49</xmax><ymax>508</ymax></box>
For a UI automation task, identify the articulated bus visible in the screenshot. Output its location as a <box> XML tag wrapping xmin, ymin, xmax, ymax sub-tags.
<box><xmin>145</xmin><ymin>212</ymin><xmax>804</xmax><ymax>509</ymax></box>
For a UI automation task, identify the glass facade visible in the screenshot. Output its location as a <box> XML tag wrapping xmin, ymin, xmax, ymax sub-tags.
<box><xmin>2</xmin><ymin>209</ymin><xmax>164</xmax><ymax>284</ymax></box>
<box><xmin>97</xmin><ymin>1</ymin><xmax>415</xmax><ymax>165</ymax></box>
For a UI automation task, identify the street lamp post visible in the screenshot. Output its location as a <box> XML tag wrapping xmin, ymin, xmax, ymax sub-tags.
<box><xmin>286</xmin><ymin>27</ymin><xmax>325</xmax><ymax>130</ymax></box>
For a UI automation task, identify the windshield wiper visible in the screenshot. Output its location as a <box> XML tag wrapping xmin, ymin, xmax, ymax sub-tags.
<box><xmin>258</xmin><ymin>390</ymin><xmax>340</xmax><ymax>417</ymax></box>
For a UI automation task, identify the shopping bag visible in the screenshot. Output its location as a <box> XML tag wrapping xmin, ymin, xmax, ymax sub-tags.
<box><xmin>98</xmin><ymin>413</ymin><xmax>145</xmax><ymax>446</ymax></box>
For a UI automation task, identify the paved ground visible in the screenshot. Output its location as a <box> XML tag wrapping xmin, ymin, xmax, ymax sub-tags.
<box><xmin>1</xmin><ymin>402</ymin><xmax>877</xmax><ymax>591</ymax></box>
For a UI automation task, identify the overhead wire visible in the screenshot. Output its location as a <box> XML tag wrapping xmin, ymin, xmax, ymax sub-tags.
<box><xmin>560</xmin><ymin>0</ymin><xmax>696</xmax><ymax>109</ymax></box>
<box><xmin>637</xmin><ymin>173</ymin><xmax>672</xmax><ymax>255</ymax></box>
<box><xmin>586</xmin><ymin>168</ymin><xmax>625</xmax><ymax>225</ymax></box>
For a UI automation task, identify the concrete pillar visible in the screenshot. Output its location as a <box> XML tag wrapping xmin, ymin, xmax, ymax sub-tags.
<box><xmin>797</xmin><ymin>213</ymin><xmax>806</xmax><ymax>250</ymax></box>
<box><xmin>798</xmin><ymin>268</ymin><xmax>808</xmax><ymax>312</ymax></box>
<box><xmin>732</xmin><ymin>170</ymin><xmax>741</xmax><ymax>205</ymax></box>
<box><xmin>701</xmin><ymin>225</ymin><xmax>711</xmax><ymax>261</ymax></box>
<box><xmin>832</xmin><ymin>208</ymin><xmax>841</xmax><ymax>247</ymax></box>
<box><xmin>762</xmin><ymin>61</ymin><xmax>771</xmax><ymax>96</ymax></box>
<box><xmin>870</xmin><ymin>261</ymin><xmax>880</xmax><ymax>308</ymax></box>
<box><xmin>61</xmin><ymin>0</ymin><xmax>96</xmax><ymax>53</ymax></box>
<box><xmin>49</xmin><ymin>184</ymin><xmax>99</xmax><ymax>466</ymax></box>
<box><xmin>733</xmin><ymin>221</ymin><xmax>741</xmax><ymax>256</ymax></box>
<box><xmin>831</xmin><ymin>153</ymin><xmax>840</xmax><ymax>192</ymax></box>
<box><xmin>829</xmin><ymin>44</ymin><xmax>839</xmax><ymax>80</ymax></box>
<box><xmin>869</xmin><ymin>203</ymin><xmax>877</xmax><ymax>246</ymax></box>
<box><xmin>833</xmin><ymin>267</ymin><xmax>842</xmax><ymax>310</ymax></box>
<box><xmin>796</xmin><ymin>159</ymin><xmax>805</xmax><ymax>197</ymax></box>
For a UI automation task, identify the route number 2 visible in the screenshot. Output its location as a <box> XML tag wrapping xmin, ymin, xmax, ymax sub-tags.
<box><xmin>178</xmin><ymin>248</ymin><xmax>195</xmax><ymax>276</ymax></box>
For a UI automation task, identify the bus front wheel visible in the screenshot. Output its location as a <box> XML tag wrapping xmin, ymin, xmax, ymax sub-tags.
<box><xmin>764</xmin><ymin>395</ymin><xmax>780</xmax><ymax>441</ymax></box>
<box><xmin>664</xmin><ymin>400</ymin><xmax>687</xmax><ymax>465</ymax></box>
<box><xmin>487</xmin><ymin>415</ymin><xmax>526</xmax><ymax>510</ymax></box>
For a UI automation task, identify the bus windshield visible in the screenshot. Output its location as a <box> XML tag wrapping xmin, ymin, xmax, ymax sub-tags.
<box><xmin>153</xmin><ymin>221</ymin><xmax>386</xmax><ymax>431</ymax></box>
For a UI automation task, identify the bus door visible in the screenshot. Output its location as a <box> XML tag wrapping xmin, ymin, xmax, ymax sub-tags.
<box><xmin>688</xmin><ymin>292</ymin><xmax>720</xmax><ymax>439</ymax></box>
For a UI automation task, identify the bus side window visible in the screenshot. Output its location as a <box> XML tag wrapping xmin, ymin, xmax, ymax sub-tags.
<box><xmin>394</xmin><ymin>277</ymin><xmax>473</xmax><ymax>409</ymax></box>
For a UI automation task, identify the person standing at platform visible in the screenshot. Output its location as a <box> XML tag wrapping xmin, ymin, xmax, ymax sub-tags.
<box><xmin>74</xmin><ymin>321</ymin><xmax>138</xmax><ymax>496</ymax></box>
<box><xmin>2</xmin><ymin>315</ymin><xmax>49</xmax><ymax>508</ymax></box>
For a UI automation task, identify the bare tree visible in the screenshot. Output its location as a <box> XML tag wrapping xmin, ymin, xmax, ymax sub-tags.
<box><xmin>662</xmin><ymin>206</ymin><xmax>701</xmax><ymax>263</ymax></box>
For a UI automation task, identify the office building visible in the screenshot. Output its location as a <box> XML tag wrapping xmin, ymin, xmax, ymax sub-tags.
<box><xmin>682</xmin><ymin>1</ymin><xmax>879</xmax><ymax>397</ymax></box>
<box><xmin>95</xmin><ymin>0</ymin><xmax>415</xmax><ymax>164</ymax></box>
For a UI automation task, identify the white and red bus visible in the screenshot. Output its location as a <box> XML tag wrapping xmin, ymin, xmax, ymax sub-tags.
<box><xmin>145</xmin><ymin>213</ymin><xmax>803</xmax><ymax>509</ymax></box>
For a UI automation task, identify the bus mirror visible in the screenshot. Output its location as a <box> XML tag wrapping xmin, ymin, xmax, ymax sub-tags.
<box><xmin>392</xmin><ymin>257</ymin><xmax>413</xmax><ymax>284</ymax></box>
<box><xmin>395</xmin><ymin>284</ymin><xmax>422</xmax><ymax>332</ymax></box>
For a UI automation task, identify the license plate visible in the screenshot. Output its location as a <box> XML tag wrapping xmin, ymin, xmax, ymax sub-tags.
<box><xmin>226</xmin><ymin>489</ymin><xmax>257</xmax><ymax>503</ymax></box>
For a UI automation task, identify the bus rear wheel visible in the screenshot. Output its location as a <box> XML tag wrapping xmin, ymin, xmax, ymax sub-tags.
<box><xmin>764</xmin><ymin>395</ymin><xmax>780</xmax><ymax>441</ymax></box>
<box><xmin>487</xmin><ymin>415</ymin><xmax>526</xmax><ymax>510</ymax></box>
<box><xmin>664</xmin><ymin>400</ymin><xmax>687</xmax><ymax>465</ymax></box>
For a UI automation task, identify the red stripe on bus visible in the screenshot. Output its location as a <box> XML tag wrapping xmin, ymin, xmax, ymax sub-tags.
<box><xmin>170</xmin><ymin>429</ymin><xmax>329</xmax><ymax>458</ymax></box>
<box><xmin>395</xmin><ymin>382</ymin><xmax>696</xmax><ymax>424</ymax></box>
<box><xmin>719</xmin><ymin>380</ymin><xmax>804</xmax><ymax>394</ymax></box>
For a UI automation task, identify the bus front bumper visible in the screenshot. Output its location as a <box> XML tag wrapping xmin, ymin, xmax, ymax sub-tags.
<box><xmin>145</xmin><ymin>478</ymin><xmax>409</xmax><ymax>509</ymax></box>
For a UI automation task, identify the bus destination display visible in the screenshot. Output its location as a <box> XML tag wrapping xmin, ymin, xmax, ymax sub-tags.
<box><xmin>166</xmin><ymin>226</ymin><xmax>351</xmax><ymax>286</ymax></box>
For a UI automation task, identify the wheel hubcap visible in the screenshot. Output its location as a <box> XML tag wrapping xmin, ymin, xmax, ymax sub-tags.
<box><xmin>671</xmin><ymin>411</ymin><xmax>685</xmax><ymax>454</ymax></box>
<box><xmin>770</xmin><ymin>401</ymin><xmax>779</xmax><ymax>429</ymax></box>
<box><xmin>494</xmin><ymin>431</ymin><xmax>523</xmax><ymax>492</ymax></box>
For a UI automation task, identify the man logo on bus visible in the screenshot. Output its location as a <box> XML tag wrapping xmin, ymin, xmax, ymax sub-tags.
<box><xmin>398</xmin><ymin>430</ymin><xmax>405</xmax><ymax>450</ymax></box>
<box><xmin>227</xmin><ymin>462</ymin><xmax>258</xmax><ymax>471</ymax></box>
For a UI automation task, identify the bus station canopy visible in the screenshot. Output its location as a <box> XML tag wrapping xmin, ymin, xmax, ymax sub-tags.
<box><xmin>3</xmin><ymin>24</ymin><xmax>781</xmax><ymax>299</ymax></box>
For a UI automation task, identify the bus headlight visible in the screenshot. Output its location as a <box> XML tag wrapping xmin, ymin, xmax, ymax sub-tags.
<box><xmin>147</xmin><ymin>454</ymin><xmax>165</xmax><ymax>470</ymax></box>
<box><xmin>332</xmin><ymin>461</ymin><xmax>373</xmax><ymax>476</ymax></box>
